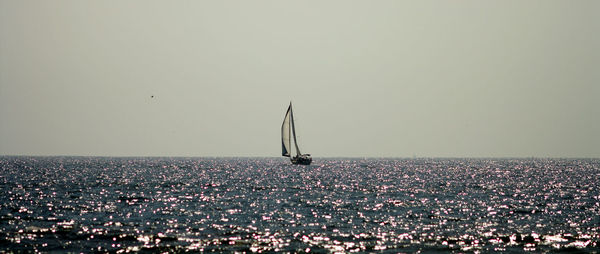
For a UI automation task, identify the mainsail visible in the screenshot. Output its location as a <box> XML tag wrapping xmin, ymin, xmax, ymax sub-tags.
<box><xmin>281</xmin><ymin>104</ymin><xmax>292</xmax><ymax>157</ymax></box>
<box><xmin>290</xmin><ymin>104</ymin><xmax>301</xmax><ymax>156</ymax></box>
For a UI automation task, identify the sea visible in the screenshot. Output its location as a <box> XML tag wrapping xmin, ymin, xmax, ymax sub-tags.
<box><xmin>0</xmin><ymin>157</ymin><xmax>598</xmax><ymax>253</ymax></box>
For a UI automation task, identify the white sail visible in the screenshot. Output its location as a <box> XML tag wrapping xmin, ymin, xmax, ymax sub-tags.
<box><xmin>290</xmin><ymin>105</ymin><xmax>301</xmax><ymax>156</ymax></box>
<box><xmin>281</xmin><ymin>104</ymin><xmax>292</xmax><ymax>157</ymax></box>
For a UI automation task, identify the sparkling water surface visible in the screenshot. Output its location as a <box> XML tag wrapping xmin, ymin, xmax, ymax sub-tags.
<box><xmin>1</xmin><ymin>157</ymin><xmax>599</xmax><ymax>252</ymax></box>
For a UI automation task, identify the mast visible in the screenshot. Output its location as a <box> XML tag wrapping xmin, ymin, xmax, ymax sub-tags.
<box><xmin>290</xmin><ymin>103</ymin><xmax>302</xmax><ymax>156</ymax></box>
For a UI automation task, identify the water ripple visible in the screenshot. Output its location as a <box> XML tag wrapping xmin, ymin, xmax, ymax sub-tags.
<box><xmin>0</xmin><ymin>157</ymin><xmax>598</xmax><ymax>252</ymax></box>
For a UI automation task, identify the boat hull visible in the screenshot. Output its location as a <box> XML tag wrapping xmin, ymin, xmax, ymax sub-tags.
<box><xmin>291</xmin><ymin>155</ymin><xmax>312</xmax><ymax>165</ymax></box>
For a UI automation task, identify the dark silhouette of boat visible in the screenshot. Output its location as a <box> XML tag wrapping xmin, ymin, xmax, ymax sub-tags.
<box><xmin>281</xmin><ymin>102</ymin><xmax>312</xmax><ymax>165</ymax></box>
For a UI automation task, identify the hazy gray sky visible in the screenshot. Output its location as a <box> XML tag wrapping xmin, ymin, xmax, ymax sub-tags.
<box><xmin>1</xmin><ymin>1</ymin><xmax>598</xmax><ymax>157</ymax></box>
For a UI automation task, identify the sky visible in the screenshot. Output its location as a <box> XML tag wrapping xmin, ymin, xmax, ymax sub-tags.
<box><xmin>1</xmin><ymin>1</ymin><xmax>598</xmax><ymax>158</ymax></box>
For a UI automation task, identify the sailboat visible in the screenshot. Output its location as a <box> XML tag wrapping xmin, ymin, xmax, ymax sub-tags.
<box><xmin>281</xmin><ymin>102</ymin><xmax>312</xmax><ymax>165</ymax></box>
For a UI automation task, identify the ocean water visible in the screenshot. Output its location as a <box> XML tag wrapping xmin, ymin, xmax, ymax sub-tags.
<box><xmin>0</xmin><ymin>157</ymin><xmax>598</xmax><ymax>253</ymax></box>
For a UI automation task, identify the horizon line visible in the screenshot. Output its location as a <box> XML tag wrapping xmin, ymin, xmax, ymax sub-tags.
<box><xmin>1</xmin><ymin>154</ymin><xmax>598</xmax><ymax>160</ymax></box>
